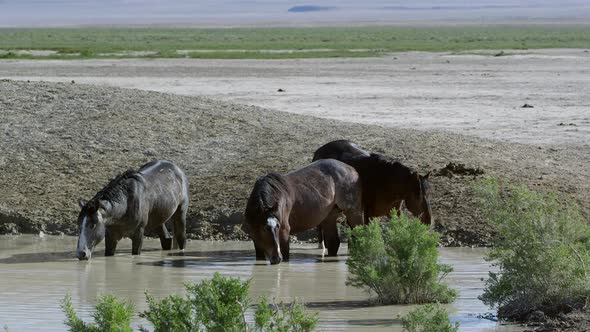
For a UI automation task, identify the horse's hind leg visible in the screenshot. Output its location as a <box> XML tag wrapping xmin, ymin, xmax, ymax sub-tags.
<box><xmin>321</xmin><ymin>209</ymin><xmax>342</xmax><ymax>256</ymax></box>
<box><xmin>344</xmin><ymin>209</ymin><xmax>364</xmax><ymax>228</ymax></box>
<box><xmin>172</xmin><ymin>202</ymin><xmax>188</xmax><ymax>250</ymax></box>
<box><xmin>131</xmin><ymin>226</ymin><xmax>145</xmax><ymax>255</ymax></box>
<box><xmin>317</xmin><ymin>225</ymin><xmax>325</xmax><ymax>250</ymax></box>
<box><xmin>157</xmin><ymin>223</ymin><xmax>173</xmax><ymax>250</ymax></box>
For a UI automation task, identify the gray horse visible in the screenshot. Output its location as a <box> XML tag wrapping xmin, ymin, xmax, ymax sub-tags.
<box><xmin>76</xmin><ymin>160</ymin><xmax>189</xmax><ymax>260</ymax></box>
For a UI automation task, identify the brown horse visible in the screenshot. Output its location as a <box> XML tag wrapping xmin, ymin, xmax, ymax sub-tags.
<box><xmin>313</xmin><ymin>140</ymin><xmax>433</xmax><ymax>246</ymax></box>
<box><xmin>245</xmin><ymin>159</ymin><xmax>363</xmax><ymax>264</ymax></box>
<box><xmin>347</xmin><ymin>153</ymin><xmax>433</xmax><ymax>225</ymax></box>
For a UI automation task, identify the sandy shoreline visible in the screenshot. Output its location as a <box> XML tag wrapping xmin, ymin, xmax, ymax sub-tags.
<box><xmin>1</xmin><ymin>49</ymin><xmax>589</xmax><ymax>146</ymax></box>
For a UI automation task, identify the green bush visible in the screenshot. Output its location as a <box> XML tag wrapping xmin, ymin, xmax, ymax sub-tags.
<box><xmin>141</xmin><ymin>273</ymin><xmax>250</xmax><ymax>332</ymax></box>
<box><xmin>61</xmin><ymin>294</ymin><xmax>134</xmax><ymax>332</ymax></box>
<box><xmin>62</xmin><ymin>273</ymin><xmax>318</xmax><ymax>332</ymax></box>
<box><xmin>402</xmin><ymin>304</ymin><xmax>459</xmax><ymax>332</ymax></box>
<box><xmin>253</xmin><ymin>297</ymin><xmax>319</xmax><ymax>332</ymax></box>
<box><xmin>141</xmin><ymin>272</ymin><xmax>318</xmax><ymax>332</ymax></box>
<box><xmin>475</xmin><ymin>178</ymin><xmax>590</xmax><ymax>320</ymax></box>
<box><xmin>346</xmin><ymin>211</ymin><xmax>457</xmax><ymax>304</ymax></box>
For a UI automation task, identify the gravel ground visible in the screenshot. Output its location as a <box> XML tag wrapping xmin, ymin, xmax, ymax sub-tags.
<box><xmin>0</xmin><ymin>79</ymin><xmax>588</xmax><ymax>247</ymax></box>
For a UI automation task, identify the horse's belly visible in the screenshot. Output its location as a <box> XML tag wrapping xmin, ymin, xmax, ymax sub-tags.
<box><xmin>288</xmin><ymin>207</ymin><xmax>332</xmax><ymax>234</ymax></box>
<box><xmin>146</xmin><ymin>207</ymin><xmax>176</xmax><ymax>228</ymax></box>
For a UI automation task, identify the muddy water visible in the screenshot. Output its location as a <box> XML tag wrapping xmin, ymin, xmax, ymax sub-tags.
<box><xmin>0</xmin><ymin>235</ymin><xmax>522</xmax><ymax>331</ymax></box>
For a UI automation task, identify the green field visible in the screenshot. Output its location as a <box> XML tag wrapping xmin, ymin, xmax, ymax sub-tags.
<box><xmin>1</xmin><ymin>26</ymin><xmax>590</xmax><ymax>59</ymax></box>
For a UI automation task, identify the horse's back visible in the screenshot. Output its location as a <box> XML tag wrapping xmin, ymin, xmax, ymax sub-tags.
<box><xmin>289</xmin><ymin>159</ymin><xmax>361</xmax><ymax>208</ymax></box>
<box><xmin>139</xmin><ymin>159</ymin><xmax>182</xmax><ymax>176</ymax></box>
<box><xmin>139</xmin><ymin>160</ymin><xmax>185</xmax><ymax>182</ymax></box>
<box><xmin>289</xmin><ymin>159</ymin><xmax>357</xmax><ymax>182</ymax></box>
<box><xmin>312</xmin><ymin>140</ymin><xmax>369</xmax><ymax>162</ymax></box>
<box><xmin>138</xmin><ymin>160</ymin><xmax>189</xmax><ymax>202</ymax></box>
<box><xmin>133</xmin><ymin>160</ymin><xmax>189</xmax><ymax>231</ymax></box>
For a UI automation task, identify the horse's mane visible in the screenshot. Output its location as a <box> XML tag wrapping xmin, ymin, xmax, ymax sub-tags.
<box><xmin>349</xmin><ymin>153</ymin><xmax>413</xmax><ymax>178</ymax></box>
<box><xmin>88</xmin><ymin>169</ymin><xmax>144</xmax><ymax>208</ymax></box>
<box><xmin>246</xmin><ymin>172</ymin><xmax>290</xmax><ymax>221</ymax></box>
<box><xmin>420</xmin><ymin>174</ymin><xmax>431</xmax><ymax>192</ymax></box>
<box><xmin>312</xmin><ymin>139</ymin><xmax>368</xmax><ymax>162</ymax></box>
<box><xmin>347</xmin><ymin>153</ymin><xmax>419</xmax><ymax>200</ymax></box>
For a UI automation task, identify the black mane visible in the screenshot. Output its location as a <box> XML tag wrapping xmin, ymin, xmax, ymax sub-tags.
<box><xmin>246</xmin><ymin>172</ymin><xmax>289</xmax><ymax>221</ymax></box>
<box><xmin>349</xmin><ymin>153</ymin><xmax>413</xmax><ymax>177</ymax></box>
<box><xmin>89</xmin><ymin>169</ymin><xmax>144</xmax><ymax>207</ymax></box>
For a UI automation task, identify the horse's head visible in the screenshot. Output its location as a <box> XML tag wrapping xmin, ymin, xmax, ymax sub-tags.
<box><xmin>404</xmin><ymin>172</ymin><xmax>434</xmax><ymax>227</ymax></box>
<box><xmin>76</xmin><ymin>199</ymin><xmax>107</xmax><ymax>260</ymax></box>
<box><xmin>245</xmin><ymin>173</ymin><xmax>290</xmax><ymax>265</ymax></box>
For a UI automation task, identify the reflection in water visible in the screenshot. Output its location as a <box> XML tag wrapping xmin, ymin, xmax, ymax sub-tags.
<box><xmin>0</xmin><ymin>235</ymin><xmax>523</xmax><ymax>332</ymax></box>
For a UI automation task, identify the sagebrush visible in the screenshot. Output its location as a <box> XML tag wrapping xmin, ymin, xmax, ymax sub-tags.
<box><xmin>62</xmin><ymin>294</ymin><xmax>134</xmax><ymax>332</ymax></box>
<box><xmin>346</xmin><ymin>211</ymin><xmax>457</xmax><ymax>304</ymax></box>
<box><xmin>402</xmin><ymin>304</ymin><xmax>459</xmax><ymax>332</ymax></box>
<box><xmin>142</xmin><ymin>273</ymin><xmax>318</xmax><ymax>332</ymax></box>
<box><xmin>475</xmin><ymin>178</ymin><xmax>590</xmax><ymax>320</ymax></box>
<box><xmin>62</xmin><ymin>273</ymin><xmax>318</xmax><ymax>332</ymax></box>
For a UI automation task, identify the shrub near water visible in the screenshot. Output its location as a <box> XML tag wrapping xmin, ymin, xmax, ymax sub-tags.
<box><xmin>346</xmin><ymin>211</ymin><xmax>457</xmax><ymax>304</ymax></box>
<box><xmin>62</xmin><ymin>273</ymin><xmax>318</xmax><ymax>332</ymax></box>
<box><xmin>61</xmin><ymin>294</ymin><xmax>134</xmax><ymax>332</ymax></box>
<box><xmin>475</xmin><ymin>178</ymin><xmax>590</xmax><ymax>320</ymax></box>
<box><xmin>401</xmin><ymin>304</ymin><xmax>459</xmax><ymax>332</ymax></box>
<box><xmin>141</xmin><ymin>272</ymin><xmax>318</xmax><ymax>332</ymax></box>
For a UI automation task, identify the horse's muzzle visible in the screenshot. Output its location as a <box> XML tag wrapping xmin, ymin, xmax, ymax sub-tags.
<box><xmin>270</xmin><ymin>255</ymin><xmax>282</xmax><ymax>265</ymax></box>
<box><xmin>77</xmin><ymin>250</ymin><xmax>91</xmax><ymax>260</ymax></box>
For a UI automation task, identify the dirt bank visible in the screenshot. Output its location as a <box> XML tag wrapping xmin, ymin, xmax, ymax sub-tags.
<box><xmin>0</xmin><ymin>80</ymin><xmax>588</xmax><ymax>245</ymax></box>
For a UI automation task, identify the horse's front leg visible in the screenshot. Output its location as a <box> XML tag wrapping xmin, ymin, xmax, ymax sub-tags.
<box><xmin>131</xmin><ymin>225</ymin><xmax>145</xmax><ymax>255</ymax></box>
<box><xmin>254</xmin><ymin>241</ymin><xmax>266</xmax><ymax>261</ymax></box>
<box><xmin>279</xmin><ymin>229</ymin><xmax>290</xmax><ymax>262</ymax></box>
<box><xmin>104</xmin><ymin>230</ymin><xmax>119</xmax><ymax>257</ymax></box>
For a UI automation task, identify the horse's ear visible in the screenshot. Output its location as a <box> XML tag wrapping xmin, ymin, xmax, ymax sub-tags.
<box><xmin>78</xmin><ymin>198</ymin><xmax>86</xmax><ymax>209</ymax></box>
<box><xmin>424</xmin><ymin>171</ymin><xmax>431</xmax><ymax>180</ymax></box>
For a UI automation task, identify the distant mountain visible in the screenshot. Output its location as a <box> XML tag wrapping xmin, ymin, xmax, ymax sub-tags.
<box><xmin>288</xmin><ymin>5</ymin><xmax>336</xmax><ymax>13</ymax></box>
<box><xmin>0</xmin><ymin>0</ymin><xmax>589</xmax><ymax>27</ymax></box>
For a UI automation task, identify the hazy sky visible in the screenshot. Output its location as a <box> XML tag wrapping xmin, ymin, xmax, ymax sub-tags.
<box><xmin>1</xmin><ymin>0</ymin><xmax>589</xmax><ymax>27</ymax></box>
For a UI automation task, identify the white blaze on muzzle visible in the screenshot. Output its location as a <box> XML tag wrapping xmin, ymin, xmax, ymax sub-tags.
<box><xmin>78</xmin><ymin>217</ymin><xmax>88</xmax><ymax>251</ymax></box>
<box><xmin>267</xmin><ymin>217</ymin><xmax>281</xmax><ymax>257</ymax></box>
<box><xmin>77</xmin><ymin>216</ymin><xmax>92</xmax><ymax>259</ymax></box>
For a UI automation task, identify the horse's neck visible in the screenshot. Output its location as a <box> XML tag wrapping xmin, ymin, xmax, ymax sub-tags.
<box><xmin>372</xmin><ymin>165</ymin><xmax>414</xmax><ymax>200</ymax></box>
<box><xmin>102</xmin><ymin>199</ymin><xmax>127</xmax><ymax>222</ymax></box>
<box><xmin>396</xmin><ymin>170</ymin><xmax>416</xmax><ymax>200</ymax></box>
<box><xmin>277</xmin><ymin>178</ymin><xmax>295</xmax><ymax>218</ymax></box>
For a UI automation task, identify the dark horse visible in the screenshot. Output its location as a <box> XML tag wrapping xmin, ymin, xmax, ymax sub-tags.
<box><xmin>312</xmin><ymin>139</ymin><xmax>370</xmax><ymax>161</ymax></box>
<box><xmin>76</xmin><ymin>160</ymin><xmax>189</xmax><ymax>260</ymax></box>
<box><xmin>313</xmin><ymin>140</ymin><xmax>433</xmax><ymax>246</ymax></box>
<box><xmin>245</xmin><ymin>159</ymin><xmax>363</xmax><ymax>264</ymax></box>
